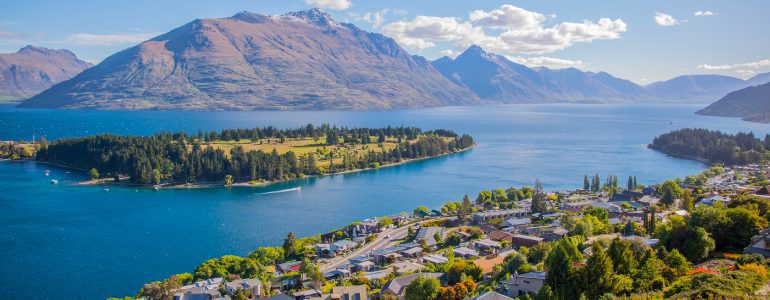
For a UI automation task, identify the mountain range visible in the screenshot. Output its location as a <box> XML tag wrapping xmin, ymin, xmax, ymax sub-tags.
<box><xmin>0</xmin><ymin>46</ymin><xmax>92</xmax><ymax>102</ymax></box>
<box><xmin>432</xmin><ymin>45</ymin><xmax>651</xmax><ymax>103</ymax></box>
<box><xmin>11</xmin><ymin>9</ymin><xmax>770</xmax><ymax>111</ymax></box>
<box><xmin>19</xmin><ymin>9</ymin><xmax>479</xmax><ymax>110</ymax></box>
<box><xmin>697</xmin><ymin>81</ymin><xmax>770</xmax><ymax>123</ymax></box>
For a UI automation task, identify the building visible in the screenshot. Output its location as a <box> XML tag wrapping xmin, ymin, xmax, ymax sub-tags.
<box><xmin>293</xmin><ymin>289</ymin><xmax>322</xmax><ymax>299</ymax></box>
<box><xmin>559</xmin><ymin>201</ymin><xmax>592</xmax><ymax>213</ymax></box>
<box><xmin>332</xmin><ymin>240</ymin><xmax>359</xmax><ymax>253</ymax></box>
<box><xmin>745</xmin><ymin>228</ymin><xmax>770</xmax><ymax>257</ymax></box>
<box><xmin>509</xmin><ymin>234</ymin><xmax>543</xmax><ymax>248</ymax></box>
<box><xmin>415</xmin><ymin>226</ymin><xmax>445</xmax><ymax>248</ymax></box>
<box><xmin>623</xmin><ymin>235</ymin><xmax>660</xmax><ymax>247</ymax></box>
<box><xmin>697</xmin><ymin>195</ymin><xmax>731</xmax><ymax>207</ymax></box>
<box><xmin>391</xmin><ymin>261</ymin><xmax>427</xmax><ymax>275</ymax></box>
<box><xmin>472</xmin><ymin>291</ymin><xmax>514</xmax><ymax>300</ymax></box>
<box><xmin>310</xmin><ymin>285</ymin><xmax>368</xmax><ymax>300</ymax></box>
<box><xmin>276</xmin><ymin>260</ymin><xmax>302</xmax><ymax>274</ymax></box>
<box><xmin>488</xmin><ymin>231</ymin><xmax>514</xmax><ymax>243</ymax></box>
<box><xmin>173</xmin><ymin>278</ymin><xmax>224</xmax><ymax>300</ymax></box>
<box><xmin>453</xmin><ymin>246</ymin><xmax>480</xmax><ymax>259</ymax></box>
<box><xmin>473</xmin><ymin>209</ymin><xmax>529</xmax><ymax>224</ymax></box>
<box><xmin>473</xmin><ymin>249</ymin><xmax>516</xmax><ymax>276</ymax></box>
<box><xmin>539</xmin><ymin>227</ymin><xmax>568</xmax><ymax>242</ymax></box>
<box><xmin>422</xmin><ymin>254</ymin><xmax>449</xmax><ymax>265</ymax></box>
<box><xmin>224</xmin><ymin>278</ymin><xmax>262</xmax><ymax>298</ymax></box>
<box><xmin>501</xmin><ymin>271</ymin><xmax>546</xmax><ymax>298</ymax></box>
<box><xmin>381</xmin><ymin>273</ymin><xmax>445</xmax><ymax>300</ymax></box>
<box><xmin>474</xmin><ymin>239</ymin><xmax>502</xmax><ymax>254</ymax></box>
<box><xmin>502</xmin><ymin>217</ymin><xmax>532</xmax><ymax>230</ymax></box>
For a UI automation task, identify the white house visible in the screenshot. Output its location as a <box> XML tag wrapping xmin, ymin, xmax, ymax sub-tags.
<box><xmin>501</xmin><ymin>271</ymin><xmax>546</xmax><ymax>298</ymax></box>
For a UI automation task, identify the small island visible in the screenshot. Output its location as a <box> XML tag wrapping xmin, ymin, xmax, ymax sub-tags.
<box><xmin>22</xmin><ymin>125</ymin><xmax>474</xmax><ymax>187</ymax></box>
<box><xmin>649</xmin><ymin>128</ymin><xmax>770</xmax><ymax>165</ymax></box>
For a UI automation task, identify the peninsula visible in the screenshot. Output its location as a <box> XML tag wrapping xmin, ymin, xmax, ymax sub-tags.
<box><xmin>27</xmin><ymin>125</ymin><xmax>474</xmax><ymax>187</ymax></box>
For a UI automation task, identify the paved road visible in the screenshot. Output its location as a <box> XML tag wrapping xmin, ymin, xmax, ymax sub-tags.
<box><xmin>320</xmin><ymin>217</ymin><xmax>454</xmax><ymax>273</ymax></box>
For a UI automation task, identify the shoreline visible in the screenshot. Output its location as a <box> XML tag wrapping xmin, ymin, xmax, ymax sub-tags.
<box><xmin>31</xmin><ymin>145</ymin><xmax>475</xmax><ymax>190</ymax></box>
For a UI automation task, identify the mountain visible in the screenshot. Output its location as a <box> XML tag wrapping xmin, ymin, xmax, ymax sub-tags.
<box><xmin>431</xmin><ymin>45</ymin><xmax>650</xmax><ymax>103</ymax></box>
<box><xmin>20</xmin><ymin>9</ymin><xmax>479</xmax><ymax>110</ymax></box>
<box><xmin>0</xmin><ymin>46</ymin><xmax>92</xmax><ymax>102</ymax></box>
<box><xmin>747</xmin><ymin>72</ymin><xmax>770</xmax><ymax>87</ymax></box>
<box><xmin>644</xmin><ymin>74</ymin><xmax>763</xmax><ymax>103</ymax></box>
<box><xmin>697</xmin><ymin>82</ymin><xmax>770</xmax><ymax>123</ymax></box>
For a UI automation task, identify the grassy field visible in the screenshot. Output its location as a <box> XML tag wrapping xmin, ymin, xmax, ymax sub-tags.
<box><xmin>202</xmin><ymin>135</ymin><xmax>447</xmax><ymax>168</ymax></box>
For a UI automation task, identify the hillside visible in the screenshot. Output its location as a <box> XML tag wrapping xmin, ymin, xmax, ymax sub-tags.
<box><xmin>0</xmin><ymin>46</ymin><xmax>92</xmax><ymax>102</ymax></box>
<box><xmin>19</xmin><ymin>9</ymin><xmax>479</xmax><ymax>110</ymax></box>
<box><xmin>431</xmin><ymin>45</ymin><xmax>650</xmax><ymax>103</ymax></box>
<box><xmin>697</xmin><ymin>82</ymin><xmax>770</xmax><ymax>123</ymax></box>
<box><xmin>645</xmin><ymin>74</ymin><xmax>756</xmax><ymax>103</ymax></box>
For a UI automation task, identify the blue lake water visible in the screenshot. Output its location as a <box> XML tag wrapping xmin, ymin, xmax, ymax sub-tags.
<box><xmin>0</xmin><ymin>104</ymin><xmax>768</xmax><ymax>299</ymax></box>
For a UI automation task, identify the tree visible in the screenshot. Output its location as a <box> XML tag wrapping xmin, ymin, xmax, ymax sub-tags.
<box><xmin>682</xmin><ymin>227</ymin><xmax>715</xmax><ymax>262</ymax></box>
<box><xmin>608</xmin><ymin>238</ymin><xmax>637</xmax><ymax>275</ymax></box>
<box><xmin>546</xmin><ymin>238</ymin><xmax>582</xmax><ymax>298</ymax></box>
<box><xmin>681</xmin><ymin>189</ymin><xmax>694</xmax><ymax>211</ymax></box>
<box><xmin>283</xmin><ymin>232</ymin><xmax>297</xmax><ymax>259</ymax></box>
<box><xmin>225</xmin><ymin>174</ymin><xmax>234</xmax><ymax>186</ymax></box>
<box><xmin>152</xmin><ymin>168</ymin><xmax>162</xmax><ymax>185</ymax></box>
<box><xmin>459</xmin><ymin>195</ymin><xmax>472</xmax><ymax>221</ymax></box>
<box><xmin>657</xmin><ymin>180</ymin><xmax>683</xmax><ymax>206</ymax></box>
<box><xmin>581</xmin><ymin>244</ymin><xmax>615</xmax><ymax>299</ymax></box>
<box><xmin>504</xmin><ymin>253</ymin><xmax>530</xmax><ymax>275</ymax></box>
<box><xmin>89</xmin><ymin>168</ymin><xmax>100</xmax><ymax>180</ymax></box>
<box><xmin>627</xmin><ymin>176</ymin><xmax>634</xmax><ymax>191</ymax></box>
<box><xmin>405</xmin><ymin>275</ymin><xmax>440</xmax><ymax>300</ymax></box>
<box><xmin>584</xmin><ymin>175</ymin><xmax>590</xmax><ymax>190</ymax></box>
<box><xmin>414</xmin><ymin>206</ymin><xmax>430</xmax><ymax>216</ymax></box>
<box><xmin>633</xmin><ymin>248</ymin><xmax>666</xmax><ymax>292</ymax></box>
<box><xmin>379</xmin><ymin>217</ymin><xmax>394</xmax><ymax>229</ymax></box>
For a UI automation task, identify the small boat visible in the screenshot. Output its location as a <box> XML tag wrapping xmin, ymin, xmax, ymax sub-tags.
<box><xmin>103</xmin><ymin>188</ymin><xmax>110</xmax><ymax>192</ymax></box>
<box><xmin>50</xmin><ymin>179</ymin><xmax>58</xmax><ymax>184</ymax></box>
<box><xmin>153</xmin><ymin>185</ymin><xmax>161</xmax><ymax>190</ymax></box>
<box><xmin>44</xmin><ymin>170</ymin><xmax>50</xmax><ymax>176</ymax></box>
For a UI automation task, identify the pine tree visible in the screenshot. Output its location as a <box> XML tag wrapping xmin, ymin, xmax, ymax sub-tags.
<box><xmin>628</xmin><ymin>176</ymin><xmax>634</xmax><ymax>191</ymax></box>
<box><xmin>584</xmin><ymin>175</ymin><xmax>590</xmax><ymax>190</ymax></box>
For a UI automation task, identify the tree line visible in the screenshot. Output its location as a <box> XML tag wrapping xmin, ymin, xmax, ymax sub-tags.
<box><xmin>650</xmin><ymin>128</ymin><xmax>769</xmax><ymax>165</ymax></box>
<box><xmin>35</xmin><ymin>125</ymin><xmax>473</xmax><ymax>185</ymax></box>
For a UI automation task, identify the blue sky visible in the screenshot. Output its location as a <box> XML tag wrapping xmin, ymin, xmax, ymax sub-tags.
<box><xmin>1</xmin><ymin>0</ymin><xmax>768</xmax><ymax>84</ymax></box>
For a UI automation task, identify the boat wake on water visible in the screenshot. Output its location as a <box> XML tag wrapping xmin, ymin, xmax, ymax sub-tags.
<box><xmin>257</xmin><ymin>187</ymin><xmax>301</xmax><ymax>195</ymax></box>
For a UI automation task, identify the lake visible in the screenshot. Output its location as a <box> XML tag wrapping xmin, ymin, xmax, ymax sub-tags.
<box><xmin>0</xmin><ymin>104</ymin><xmax>768</xmax><ymax>299</ymax></box>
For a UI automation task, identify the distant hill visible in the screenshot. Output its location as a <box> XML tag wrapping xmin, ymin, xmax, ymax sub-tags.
<box><xmin>431</xmin><ymin>45</ymin><xmax>650</xmax><ymax>103</ymax></box>
<box><xmin>0</xmin><ymin>46</ymin><xmax>92</xmax><ymax>102</ymax></box>
<box><xmin>20</xmin><ymin>9</ymin><xmax>479</xmax><ymax>110</ymax></box>
<box><xmin>697</xmin><ymin>82</ymin><xmax>770</xmax><ymax>123</ymax></box>
<box><xmin>645</xmin><ymin>73</ymin><xmax>770</xmax><ymax>103</ymax></box>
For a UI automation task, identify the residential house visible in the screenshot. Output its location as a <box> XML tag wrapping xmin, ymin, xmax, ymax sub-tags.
<box><xmin>509</xmin><ymin>234</ymin><xmax>544</xmax><ymax>248</ymax></box>
<box><xmin>265</xmin><ymin>295</ymin><xmax>294</xmax><ymax>300</ymax></box>
<box><xmin>636</xmin><ymin>195</ymin><xmax>661</xmax><ymax>207</ymax></box>
<box><xmin>539</xmin><ymin>227</ymin><xmax>568</xmax><ymax>242</ymax></box>
<box><xmin>381</xmin><ymin>273</ymin><xmax>445</xmax><ymax>300</ymax></box>
<box><xmin>276</xmin><ymin>261</ymin><xmax>302</xmax><ymax>275</ymax></box>
<box><xmin>473</xmin><ymin>249</ymin><xmax>516</xmax><ymax>276</ymax></box>
<box><xmin>501</xmin><ymin>271</ymin><xmax>546</xmax><ymax>298</ymax></box>
<box><xmin>502</xmin><ymin>217</ymin><xmax>532</xmax><ymax>231</ymax></box>
<box><xmin>400</xmin><ymin>247</ymin><xmax>422</xmax><ymax>259</ymax></box>
<box><xmin>415</xmin><ymin>226</ymin><xmax>445</xmax><ymax>249</ymax></box>
<box><xmin>559</xmin><ymin>201</ymin><xmax>592</xmax><ymax>213</ymax></box>
<box><xmin>474</xmin><ymin>239</ymin><xmax>502</xmax><ymax>254</ymax></box>
<box><xmin>488</xmin><ymin>231</ymin><xmax>514</xmax><ymax>243</ymax></box>
<box><xmin>354</xmin><ymin>261</ymin><xmax>376</xmax><ymax>272</ymax></box>
<box><xmin>391</xmin><ymin>261</ymin><xmax>427</xmax><ymax>275</ymax></box>
<box><xmin>697</xmin><ymin>195</ymin><xmax>731</xmax><ymax>207</ymax></box>
<box><xmin>623</xmin><ymin>235</ymin><xmax>660</xmax><ymax>247</ymax></box>
<box><xmin>371</xmin><ymin>247</ymin><xmax>406</xmax><ymax>265</ymax></box>
<box><xmin>332</xmin><ymin>240</ymin><xmax>359</xmax><ymax>254</ymax></box>
<box><xmin>472</xmin><ymin>291</ymin><xmax>514</xmax><ymax>300</ymax></box>
<box><xmin>756</xmin><ymin>186</ymin><xmax>770</xmax><ymax>199</ymax></box>
<box><xmin>745</xmin><ymin>228</ymin><xmax>770</xmax><ymax>257</ymax></box>
<box><xmin>422</xmin><ymin>254</ymin><xmax>449</xmax><ymax>265</ymax></box>
<box><xmin>453</xmin><ymin>246</ymin><xmax>480</xmax><ymax>259</ymax></box>
<box><xmin>224</xmin><ymin>278</ymin><xmax>262</xmax><ymax>298</ymax></box>
<box><xmin>293</xmin><ymin>289</ymin><xmax>322</xmax><ymax>299</ymax></box>
<box><xmin>473</xmin><ymin>209</ymin><xmax>529</xmax><ymax>224</ymax></box>
<box><xmin>173</xmin><ymin>278</ymin><xmax>224</xmax><ymax>300</ymax></box>
<box><xmin>310</xmin><ymin>285</ymin><xmax>368</xmax><ymax>300</ymax></box>
<box><xmin>590</xmin><ymin>201</ymin><xmax>622</xmax><ymax>213</ymax></box>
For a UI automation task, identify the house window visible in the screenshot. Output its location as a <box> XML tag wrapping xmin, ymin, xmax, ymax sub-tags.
<box><xmin>523</xmin><ymin>280</ymin><xmax>530</xmax><ymax>284</ymax></box>
<box><xmin>519</xmin><ymin>290</ymin><xmax>526</xmax><ymax>296</ymax></box>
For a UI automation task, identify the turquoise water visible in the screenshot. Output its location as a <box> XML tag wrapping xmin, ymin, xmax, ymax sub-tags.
<box><xmin>0</xmin><ymin>104</ymin><xmax>768</xmax><ymax>299</ymax></box>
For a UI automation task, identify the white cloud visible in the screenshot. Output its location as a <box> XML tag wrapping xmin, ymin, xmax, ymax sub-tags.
<box><xmin>698</xmin><ymin>59</ymin><xmax>770</xmax><ymax>70</ymax></box>
<box><xmin>381</xmin><ymin>4</ymin><xmax>626</xmax><ymax>55</ymax></box>
<box><xmin>304</xmin><ymin>0</ymin><xmax>352</xmax><ymax>11</ymax></box>
<box><xmin>654</xmin><ymin>12</ymin><xmax>680</xmax><ymax>26</ymax></box>
<box><xmin>65</xmin><ymin>33</ymin><xmax>157</xmax><ymax>46</ymax></box>
<box><xmin>694</xmin><ymin>10</ymin><xmax>716</xmax><ymax>17</ymax></box>
<box><xmin>505</xmin><ymin>55</ymin><xmax>584</xmax><ymax>69</ymax></box>
<box><xmin>440</xmin><ymin>49</ymin><xmax>455</xmax><ymax>57</ymax></box>
<box><xmin>350</xmin><ymin>8</ymin><xmax>406</xmax><ymax>28</ymax></box>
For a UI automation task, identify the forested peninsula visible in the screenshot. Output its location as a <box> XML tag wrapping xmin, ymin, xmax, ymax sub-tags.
<box><xmin>33</xmin><ymin>125</ymin><xmax>474</xmax><ymax>187</ymax></box>
<box><xmin>649</xmin><ymin>128</ymin><xmax>770</xmax><ymax>165</ymax></box>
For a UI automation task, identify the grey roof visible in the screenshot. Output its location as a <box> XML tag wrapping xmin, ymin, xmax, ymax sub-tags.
<box><xmin>383</xmin><ymin>273</ymin><xmax>444</xmax><ymax>296</ymax></box>
<box><xmin>332</xmin><ymin>239</ymin><xmax>359</xmax><ymax>248</ymax></box>
<box><xmin>422</xmin><ymin>254</ymin><xmax>449</xmax><ymax>264</ymax></box>
<box><xmin>453</xmin><ymin>246</ymin><xmax>479</xmax><ymax>257</ymax></box>
<box><xmin>503</xmin><ymin>217</ymin><xmax>532</xmax><ymax>226</ymax></box>
<box><xmin>401</xmin><ymin>247</ymin><xmax>423</xmax><ymax>255</ymax></box>
<box><xmin>265</xmin><ymin>295</ymin><xmax>294</xmax><ymax>300</ymax></box>
<box><xmin>293</xmin><ymin>289</ymin><xmax>321</xmax><ymax>297</ymax></box>
<box><xmin>415</xmin><ymin>226</ymin><xmax>445</xmax><ymax>247</ymax></box>
<box><xmin>472</xmin><ymin>291</ymin><xmax>514</xmax><ymax>300</ymax></box>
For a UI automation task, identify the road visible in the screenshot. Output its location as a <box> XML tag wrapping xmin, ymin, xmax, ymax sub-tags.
<box><xmin>319</xmin><ymin>217</ymin><xmax>453</xmax><ymax>273</ymax></box>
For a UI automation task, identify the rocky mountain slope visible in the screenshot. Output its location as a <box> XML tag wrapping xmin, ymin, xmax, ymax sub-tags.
<box><xmin>697</xmin><ymin>81</ymin><xmax>770</xmax><ymax>123</ymax></box>
<box><xmin>20</xmin><ymin>9</ymin><xmax>479</xmax><ymax>110</ymax></box>
<box><xmin>0</xmin><ymin>46</ymin><xmax>92</xmax><ymax>102</ymax></box>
